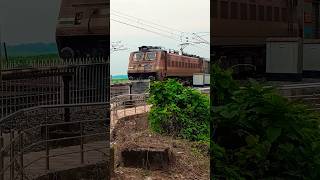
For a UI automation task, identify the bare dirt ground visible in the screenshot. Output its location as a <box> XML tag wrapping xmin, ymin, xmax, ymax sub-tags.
<box><xmin>111</xmin><ymin>113</ymin><xmax>210</xmax><ymax>180</ymax></box>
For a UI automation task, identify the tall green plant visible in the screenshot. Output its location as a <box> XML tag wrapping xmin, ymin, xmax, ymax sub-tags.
<box><xmin>211</xmin><ymin>64</ymin><xmax>239</xmax><ymax>106</ymax></box>
<box><xmin>211</xmin><ymin>65</ymin><xmax>320</xmax><ymax>179</ymax></box>
<box><xmin>148</xmin><ymin>79</ymin><xmax>210</xmax><ymax>142</ymax></box>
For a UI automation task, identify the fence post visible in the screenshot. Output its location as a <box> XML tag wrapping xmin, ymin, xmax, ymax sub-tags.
<box><xmin>45</xmin><ymin>123</ymin><xmax>49</xmax><ymax>170</ymax></box>
<box><xmin>110</xmin><ymin>145</ymin><xmax>114</xmax><ymax>178</ymax></box>
<box><xmin>10</xmin><ymin>130</ymin><xmax>14</xmax><ymax>180</ymax></box>
<box><xmin>80</xmin><ymin>121</ymin><xmax>84</xmax><ymax>164</ymax></box>
<box><xmin>115</xmin><ymin>102</ymin><xmax>118</xmax><ymax>118</ymax></box>
<box><xmin>144</xmin><ymin>95</ymin><xmax>146</xmax><ymax>112</ymax></box>
<box><xmin>19</xmin><ymin>131</ymin><xmax>23</xmax><ymax>180</ymax></box>
<box><xmin>124</xmin><ymin>102</ymin><xmax>126</xmax><ymax>117</ymax></box>
<box><xmin>135</xmin><ymin>96</ymin><xmax>137</xmax><ymax>113</ymax></box>
<box><xmin>0</xmin><ymin>136</ymin><xmax>4</xmax><ymax>180</ymax></box>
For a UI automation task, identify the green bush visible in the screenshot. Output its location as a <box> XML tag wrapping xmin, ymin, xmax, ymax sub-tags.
<box><xmin>148</xmin><ymin>79</ymin><xmax>210</xmax><ymax>142</ymax></box>
<box><xmin>212</xmin><ymin>65</ymin><xmax>320</xmax><ymax>179</ymax></box>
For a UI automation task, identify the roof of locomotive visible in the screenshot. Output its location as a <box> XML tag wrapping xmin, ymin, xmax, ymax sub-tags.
<box><xmin>132</xmin><ymin>46</ymin><xmax>208</xmax><ymax>60</ymax></box>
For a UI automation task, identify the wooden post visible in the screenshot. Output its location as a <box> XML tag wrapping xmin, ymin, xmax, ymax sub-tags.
<box><xmin>45</xmin><ymin>123</ymin><xmax>49</xmax><ymax>170</ymax></box>
<box><xmin>110</xmin><ymin>146</ymin><xmax>114</xmax><ymax>177</ymax></box>
<box><xmin>19</xmin><ymin>131</ymin><xmax>23</xmax><ymax>180</ymax></box>
<box><xmin>63</xmin><ymin>76</ymin><xmax>71</xmax><ymax>124</ymax></box>
<box><xmin>0</xmin><ymin>46</ymin><xmax>2</xmax><ymax>85</ymax></box>
<box><xmin>10</xmin><ymin>130</ymin><xmax>14</xmax><ymax>180</ymax></box>
<box><xmin>3</xmin><ymin>43</ymin><xmax>7</xmax><ymax>62</ymax></box>
<box><xmin>0</xmin><ymin>136</ymin><xmax>4</xmax><ymax>180</ymax></box>
<box><xmin>124</xmin><ymin>104</ymin><xmax>126</xmax><ymax>117</ymax></box>
<box><xmin>144</xmin><ymin>95</ymin><xmax>146</xmax><ymax>112</ymax></box>
<box><xmin>115</xmin><ymin>103</ymin><xmax>118</xmax><ymax>118</ymax></box>
<box><xmin>80</xmin><ymin>121</ymin><xmax>84</xmax><ymax>164</ymax></box>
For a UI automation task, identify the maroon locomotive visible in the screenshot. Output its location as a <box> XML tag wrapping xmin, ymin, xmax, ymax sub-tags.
<box><xmin>127</xmin><ymin>46</ymin><xmax>210</xmax><ymax>81</ymax></box>
<box><xmin>212</xmin><ymin>0</ymin><xmax>320</xmax><ymax>75</ymax></box>
<box><xmin>56</xmin><ymin>0</ymin><xmax>109</xmax><ymax>59</ymax></box>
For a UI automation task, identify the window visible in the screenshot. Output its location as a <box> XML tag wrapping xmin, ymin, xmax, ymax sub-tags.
<box><xmin>230</xmin><ymin>2</ymin><xmax>238</xmax><ymax>19</ymax></box>
<box><xmin>220</xmin><ymin>1</ymin><xmax>229</xmax><ymax>19</ymax></box>
<box><xmin>282</xmin><ymin>8</ymin><xmax>288</xmax><ymax>22</ymax></box>
<box><xmin>240</xmin><ymin>3</ymin><xmax>247</xmax><ymax>20</ymax></box>
<box><xmin>249</xmin><ymin>4</ymin><xmax>256</xmax><ymax>20</ymax></box>
<box><xmin>266</xmin><ymin>6</ymin><xmax>272</xmax><ymax>21</ymax></box>
<box><xmin>274</xmin><ymin>7</ymin><xmax>280</xmax><ymax>21</ymax></box>
<box><xmin>145</xmin><ymin>52</ymin><xmax>156</xmax><ymax>61</ymax></box>
<box><xmin>258</xmin><ymin>5</ymin><xmax>265</xmax><ymax>21</ymax></box>
<box><xmin>212</xmin><ymin>0</ymin><xmax>218</xmax><ymax>18</ymax></box>
<box><xmin>134</xmin><ymin>52</ymin><xmax>144</xmax><ymax>61</ymax></box>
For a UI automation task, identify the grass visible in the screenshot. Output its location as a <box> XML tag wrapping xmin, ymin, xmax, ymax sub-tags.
<box><xmin>2</xmin><ymin>54</ymin><xmax>59</xmax><ymax>68</ymax></box>
<box><xmin>111</xmin><ymin>78</ymin><xmax>129</xmax><ymax>84</ymax></box>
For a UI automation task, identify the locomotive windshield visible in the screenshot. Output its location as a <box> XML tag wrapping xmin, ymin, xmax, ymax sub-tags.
<box><xmin>134</xmin><ymin>52</ymin><xmax>144</xmax><ymax>61</ymax></box>
<box><xmin>145</xmin><ymin>52</ymin><xmax>156</xmax><ymax>61</ymax></box>
<box><xmin>133</xmin><ymin>52</ymin><xmax>156</xmax><ymax>61</ymax></box>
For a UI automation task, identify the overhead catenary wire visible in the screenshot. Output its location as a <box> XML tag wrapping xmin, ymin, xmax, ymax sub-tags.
<box><xmin>111</xmin><ymin>9</ymin><xmax>185</xmax><ymax>34</ymax></box>
<box><xmin>111</xmin><ymin>12</ymin><xmax>182</xmax><ymax>38</ymax></box>
<box><xmin>111</xmin><ymin>9</ymin><xmax>205</xmax><ymax>44</ymax></box>
<box><xmin>111</xmin><ymin>9</ymin><xmax>209</xmax><ymax>56</ymax></box>
<box><xmin>111</xmin><ymin>9</ymin><xmax>209</xmax><ymax>43</ymax></box>
<box><xmin>111</xmin><ymin>18</ymin><xmax>180</xmax><ymax>41</ymax></box>
<box><xmin>111</xmin><ymin>21</ymin><xmax>209</xmax><ymax>54</ymax></box>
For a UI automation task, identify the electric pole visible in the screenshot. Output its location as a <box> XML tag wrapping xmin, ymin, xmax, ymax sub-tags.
<box><xmin>111</xmin><ymin>41</ymin><xmax>128</xmax><ymax>53</ymax></box>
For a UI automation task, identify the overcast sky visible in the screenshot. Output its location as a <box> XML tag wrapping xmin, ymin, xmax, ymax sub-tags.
<box><xmin>0</xmin><ymin>0</ymin><xmax>210</xmax><ymax>75</ymax></box>
<box><xmin>0</xmin><ymin>0</ymin><xmax>61</xmax><ymax>45</ymax></box>
<box><xmin>111</xmin><ymin>0</ymin><xmax>210</xmax><ymax>75</ymax></box>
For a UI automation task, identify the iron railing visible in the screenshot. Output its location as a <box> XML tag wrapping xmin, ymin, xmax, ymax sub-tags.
<box><xmin>110</xmin><ymin>93</ymin><xmax>150</xmax><ymax>132</ymax></box>
<box><xmin>0</xmin><ymin>57</ymin><xmax>109</xmax><ymax>119</ymax></box>
<box><xmin>0</xmin><ymin>102</ymin><xmax>109</xmax><ymax>180</ymax></box>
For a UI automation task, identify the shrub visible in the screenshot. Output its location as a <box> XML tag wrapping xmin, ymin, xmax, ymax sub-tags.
<box><xmin>148</xmin><ymin>79</ymin><xmax>210</xmax><ymax>142</ymax></box>
<box><xmin>212</xmin><ymin>65</ymin><xmax>320</xmax><ymax>179</ymax></box>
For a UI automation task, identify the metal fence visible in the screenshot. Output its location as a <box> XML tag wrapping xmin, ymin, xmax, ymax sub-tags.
<box><xmin>277</xmin><ymin>83</ymin><xmax>320</xmax><ymax>111</ymax></box>
<box><xmin>0</xmin><ymin>102</ymin><xmax>109</xmax><ymax>180</ymax></box>
<box><xmin>110</xmin><ymin>79</ymin><xmax>150</xmax><ymax>98</ymax></box>
<box><xmin>110</xmin><ymin>93</ymin><xmax>150</xmax><ymax>132</ymax></box>
<box><xmin>0</xmin><ymin>57</ymin><xmax>110</xmax><ymax>179</ymax></box>
<box><xmin>0</xmin><ymin>57</ymin><xmax>109</xmax><ymax>119</ymax></box>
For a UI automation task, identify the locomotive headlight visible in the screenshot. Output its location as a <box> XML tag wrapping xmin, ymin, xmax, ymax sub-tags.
<box><xmin>128</xmin><ymin>66</ymin><xmax>134</xmax><ymax>69</ymax></box>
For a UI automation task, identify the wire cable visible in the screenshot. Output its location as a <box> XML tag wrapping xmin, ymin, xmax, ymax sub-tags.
<box><xmin>111</xmin><ymin>18</ymin><xmax>180</xmax><ymax>41</ymax></box>
<box><xmin>111</xmin><ymin>9</ymin><xmax>185</xmax><ymax>33</ymax></box>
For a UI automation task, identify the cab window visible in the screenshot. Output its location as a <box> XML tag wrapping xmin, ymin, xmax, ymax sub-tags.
<box><xmin>134</xmin><ymin>53</ymin><xmax>144</xmax><ymax>61</ymax></box>
<box><xmin>145</xmin><ymin>52</ymin><xmax>156</xmax><ymax>61</ymax></box>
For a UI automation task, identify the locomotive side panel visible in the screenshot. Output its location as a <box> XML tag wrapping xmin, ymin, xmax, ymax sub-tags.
<box><xmin>127</xmin><ymin>46</ymin><xmax>209</xmax><ymax>81</ymax></box>
<box><xmin>211</xmin><ymin>0</ymin><xmax>301</xmax><ymax>76</ymax></box>
<box><xmin>212</xmin><ymin>0</ymin><xmax>297</xmax><ymax>46</ymax></box>
<box><xmin>57</xmin><ymin>0</ymin><xmax>108</xmax><ymax>36</ymax></box>
<box><xmin>56</xmin><ymin>0</ymin><xmax>109</xmax><ymax>58</ymax></box>
<box><xmin>166</xmin><ymin>53</ymin><xmax>202</xmax><ymax>77</ymax></box>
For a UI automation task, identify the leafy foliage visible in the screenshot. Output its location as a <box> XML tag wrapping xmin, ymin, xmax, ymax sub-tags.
<box><xmin>211</xmin><ymin>64</ymin><xmax>239</xmax><ymax>106</ymax></box>
<box><xmin>212</xmin><ymin>65</ymin><xmax>320</xmax><ymax>179</ymax></box>
<box><xmin>148</xmin><ymin>79</ymin><xmax>210</xmax><ymax>142</ymax></box>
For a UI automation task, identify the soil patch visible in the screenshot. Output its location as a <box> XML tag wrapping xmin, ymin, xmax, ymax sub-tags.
<box><xmin>111</xmin><ymin>113</ymin><xmax>209</xmax><ymax>180</ymax></box>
